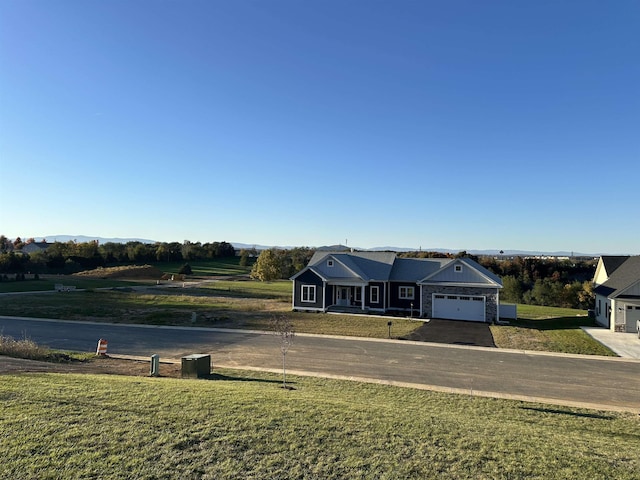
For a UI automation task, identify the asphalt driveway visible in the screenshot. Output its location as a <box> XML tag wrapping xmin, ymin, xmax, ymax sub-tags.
<box><xmin>401</xmin><ymin>319</ymin><xmax>496</xmax><ymax>347</ymax></box>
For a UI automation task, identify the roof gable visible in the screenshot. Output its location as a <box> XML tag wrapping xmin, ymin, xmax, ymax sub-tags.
<box><xmin>596</xmin><ymin>256</ymin><xmax>640</xmax><ymax>298</ymax></box>
<box><xmin>419</xmin><ymin>258</ymin><xmax>502</xmax><ymax>287</ymax></box>
<box><xmin>307</xmin><ymin>251</ymin><xmax>396</xmax><ymax>282</ymax></box>
<box><xmin>594</xmin><ymin>256</ymin><xmax>630</xmax><ymax>285</ymax></box>
<box><xmin>315</xmin><ymin>254</ymin><xmax>368</xmax><ymax>281</ymax></box>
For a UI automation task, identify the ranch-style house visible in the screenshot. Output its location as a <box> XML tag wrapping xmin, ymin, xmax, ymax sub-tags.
<box><xmin>291</xmin><ymin>251</ymin><xmax>504</xmax><ymax>323</ymax></box>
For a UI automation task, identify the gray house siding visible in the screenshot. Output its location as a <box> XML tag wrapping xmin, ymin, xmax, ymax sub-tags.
<box><xmin>421</xmin><ymin>285</ymin><xmax>499</xmax><ymax>322</ymax></box>
<box><xmin>293</xmin><ymin>269</ymin><xmax>324</xmax><ymax>311</ymax></box>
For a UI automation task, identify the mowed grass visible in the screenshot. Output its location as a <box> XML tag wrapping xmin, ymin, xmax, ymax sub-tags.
<box><xmin>201</xmin><ymin>279</ymin><xmax>292</xmax><ymax>301</ymax></box>
<box><xmin>0</xmin><ymin>277</ymin><xmax>140</xmax><ymax>293</ymax></box>
<box><xmin>1</xmin><ymin>371</ymin><xmax>638</xmax><ymax>480</ymax></box>
<box><xmin>490</xmin><ymin>305</ymin><xmax>615</xmax><ymax>356</ymax></box>
<box><xmin>156</xmin><ymin>257</ymin><xmax>252</xmax><ymax>276</ymax></box>
<box><xmin>0</xmin><ymin>283</ymin><xmax>421</xmax><ymax>339</ymax></box>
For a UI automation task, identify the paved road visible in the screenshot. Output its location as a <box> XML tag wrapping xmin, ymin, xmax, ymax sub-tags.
<box><xmin>1</xmin><ymin>316</ymin><xmax>639</xmax><ymax>412</ymax></box>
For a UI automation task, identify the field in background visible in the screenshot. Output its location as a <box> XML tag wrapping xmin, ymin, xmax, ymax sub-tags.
<box><xmin>154</xmin><ymin>257</ymin><xmax>253</xmax><ymax>276</ymax></box>
<box><xmin>1</xmin><ymin>370</ymin><xmax>638</xmax><ymax>479</ymax></box>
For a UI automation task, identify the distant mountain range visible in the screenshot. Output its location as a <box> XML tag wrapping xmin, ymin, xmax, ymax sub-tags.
<box><xmin>35</xmin><ymin>235</ymin><xmax>157</xmax><ymax>244</ymax></box>
<box><xmin>23</xmin><ymin>235</ymin><xmax>608</xmax><ymax>257</ymax></box>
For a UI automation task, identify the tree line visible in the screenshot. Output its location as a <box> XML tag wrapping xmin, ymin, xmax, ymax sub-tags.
<box><xmin>479</xmin><ymin>256</ymin><xmax>596</xmax><ymax>310</ymax></box>
<box><xmin>0</xmin><ymin>236</ymin><xmax>237</xmax><ymax>274</ymax></box>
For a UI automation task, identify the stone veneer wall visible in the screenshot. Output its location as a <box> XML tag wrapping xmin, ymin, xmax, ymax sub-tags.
<box><xmin>421</xmin><ymin>285</ymin><xmax>499</xmax><ymax>323</ymax></box>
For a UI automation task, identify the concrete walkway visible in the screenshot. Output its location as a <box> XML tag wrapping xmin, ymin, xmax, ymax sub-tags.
<box><xmin>582</xmin><ymin>327</ymin><xmax>640</xmax><ymax>359</ymax></box>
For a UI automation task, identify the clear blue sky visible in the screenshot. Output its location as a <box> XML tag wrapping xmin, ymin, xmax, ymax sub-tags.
<box><xmin>1</xmin><ymin>1</ymin><xmax>638</xmax><ymax>254</ymax></box>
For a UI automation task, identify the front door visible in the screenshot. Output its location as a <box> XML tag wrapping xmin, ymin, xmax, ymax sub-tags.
<box><xmin>337</xmin><ymin>287</ymin><xmax>350</xmax><ymax>306</ymax></box>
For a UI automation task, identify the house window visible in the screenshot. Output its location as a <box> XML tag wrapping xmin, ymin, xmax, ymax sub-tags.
<box><xmin>355</xmin><ymin>288</ymin><xmax>362</xmax><ymax>302</ymax></box>
<box><xmin>454</xmin><ymin>265</ymin><xmax>463</xmax><ymax>273</ymax></box>
<box><xmin>435</xmin><ymin>294</ymin><xmax>445</xmax><ymax>299</ymax></box>
<box><xmin>597</xmin><ymin>299</ymin><xmax>601</xmax><ymax>315</ymax></box>
<box><xmin>301</xmin><ymin>285</ymin><xmax>316</xmax><ymax>303</ymax></box>
<box><xmin>399</xmin><ymin>286</ymin><xmax>414</xmax><ymax>299</ymax></box>
<box><xmin>327</xmin><ymin>260</ymin><xmax>334</xmax><ymax>267</ymax></box>
<box><xmin>370</xmin><ymin>286</ymin><xmax>379</xmax><ymax>304</ymax></box>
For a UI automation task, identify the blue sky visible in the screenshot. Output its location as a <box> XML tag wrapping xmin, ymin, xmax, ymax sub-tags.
<box><xmin>1</xmin><ymin>1</ymin><xmax>638</xmax><ymax>254</ymax></box>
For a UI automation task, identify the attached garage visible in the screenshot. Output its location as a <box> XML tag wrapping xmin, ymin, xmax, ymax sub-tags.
<box><xmin>432</xmin><ymin>294</ymin><xmax>486</xmax><ymax>322</ymax></box>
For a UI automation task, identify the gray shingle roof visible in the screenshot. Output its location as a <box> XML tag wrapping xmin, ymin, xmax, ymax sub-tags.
<box><xmin>390</xmin><ymin>257</ymin><xmax>449</xmax><ymax>282</ymax></box>
<box><xmin>601</xmin><ymin>256</ymin><xmax>630</xmax><ymax>277</ymax></box>
<box><xmin>301</xmin><ymin>251</ymin><xmax>502</xmax><ymax>287</ymax></box>
<box><xmin>594</xmin><ymin>256</ymin><xmax>640</xmax><ymax>298</ymax></box>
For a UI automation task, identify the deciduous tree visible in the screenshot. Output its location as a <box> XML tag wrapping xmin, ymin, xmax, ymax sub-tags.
<box><xmin>250</xmin><ymin>248</ymin><xmax>280</xmax><ymax>281</ymax></box>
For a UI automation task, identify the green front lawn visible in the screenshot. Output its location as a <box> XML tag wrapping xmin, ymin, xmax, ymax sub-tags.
<box><xmin>1</xmin><ymin>371</ymin><xmax>638</xmax><ymax>479</ymax></box>
<box><xmin>491</xmin><ymin>304</ymin><xmax>615</xmax><ymax>356</ymax></box>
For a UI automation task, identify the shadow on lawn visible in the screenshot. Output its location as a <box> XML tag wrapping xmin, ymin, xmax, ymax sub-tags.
<box><xmin>520</xmin><ymin>406</ymin><xmax>614</xmax><ymax>420</ymax></box>
<box><xmin>510</xmin><ymin>316</ymin><xmax>597</xmax><ymax>331</ymax></box>
<box><xmin>202</xmin><ymin>372</ymin><xmax>294</xmax><ymax>386</ymax></box>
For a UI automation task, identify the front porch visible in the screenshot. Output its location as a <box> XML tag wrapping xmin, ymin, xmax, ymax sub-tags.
<box><xmin>328</xmin><ymin>282</ymin><xmax>369</xmax><ymax>311</ymax></box>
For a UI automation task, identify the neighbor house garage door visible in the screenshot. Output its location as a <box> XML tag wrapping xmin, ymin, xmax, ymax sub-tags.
<box><xmin>432</xmin><ymin>294</ymin><xmax>485</xmax><ymax>322</ymax></box>
<box><xmin>625</xmin><ymin>305</ymin><xmax>640</xmax><ymax>333</ymax></box>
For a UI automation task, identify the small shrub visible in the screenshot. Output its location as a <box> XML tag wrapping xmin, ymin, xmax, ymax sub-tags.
<box><xmin>0</xmin><ymin>334</ymin><xmax>51</xmax><ymax>360</ymax></box>
<box><xmin>178</xmin><ymin>263</ymin><xmax>192</xmax><ymax>275</ymax></box>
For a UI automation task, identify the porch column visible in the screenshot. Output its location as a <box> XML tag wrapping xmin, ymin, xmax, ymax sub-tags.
<box><xmin>361</xmin><ymin>285</ymin><xmax>365</xmax><ymax>310</ymax></box>
<box><xmin>323</xmin><ymin>281</ymin><xmax>327</xmax><ymax>312</ymax></box>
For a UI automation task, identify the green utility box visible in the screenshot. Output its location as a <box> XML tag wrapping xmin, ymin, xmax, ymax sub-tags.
<box><xmin>181</xmin><ymin>354</ymin><xmax>211</xmax><ymax>379</ymax></box>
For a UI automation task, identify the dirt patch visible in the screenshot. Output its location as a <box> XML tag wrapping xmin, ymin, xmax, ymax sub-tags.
<box><xmin>401</xmin><ymin>319</ymin><xmax>496</xmax><ymax>348</ymax></box>
<box><xmin>0</xmin><ymin>355</ymin><xmax>182</xmax><ymax>378</ymax></box>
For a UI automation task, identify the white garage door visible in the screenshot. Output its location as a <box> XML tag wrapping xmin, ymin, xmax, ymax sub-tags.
<box><xmin>625</xmin><ymin>305</ymin><xmax>640</xmax><ymax>333</ymax></box>
<box><xmin>432</xmin><ymin>294</ymin><xmax>485</xmax><ymax>322</ymax></box>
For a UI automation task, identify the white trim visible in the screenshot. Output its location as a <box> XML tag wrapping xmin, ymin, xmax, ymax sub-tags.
<box><xmin>431</xmin><ymin>293</ymin><xmax>486</xmax><ymax>322</ymax></box>
<box><xmin>295</xmin><ymin>306</ymin><xmax>324</xmax><ymax>312</ymax></box>
<box><xmin>301</xmin><ymin>285</ymin><xmax>316</xmax><ymax>303</ymax></box>
<box><xmin>370</xmin><ymin>286</ymin><xmax>380</xmax><ymax>304</ymax></box>
<box><xmin>323</xmin><ymin>280</ymin><xmax>327</xmax><ymax>311</ymax></box>
<box><xmin>399</xmin><ymin>286</ymin><xmax>415</xmax><ymax>300</ymax></box>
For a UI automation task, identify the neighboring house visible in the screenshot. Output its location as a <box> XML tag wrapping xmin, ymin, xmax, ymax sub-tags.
<box><xmin>291</xmin><ymin>251</ymin><xmax>503</xmax><ymax>323</ymax></box>
<box><xmin>21</xmin><ymin>242</ymin><xmax>51</xmax><ymax>254</ymax></box>
<box><xmin>593</xmin><ymin>256</ymin><xmax>640</xmax><ymax>333</ymax></box>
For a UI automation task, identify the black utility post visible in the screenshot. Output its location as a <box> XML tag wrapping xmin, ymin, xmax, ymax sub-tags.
<box><xmin>387</xmin><ymin>321</ymin><xmax>392</xmax><ymax>339</ymax></box>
